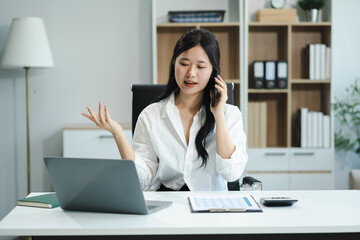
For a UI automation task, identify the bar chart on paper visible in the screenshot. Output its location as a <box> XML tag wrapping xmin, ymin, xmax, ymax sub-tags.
<box><xmin>188</xmin><ymin>194</ymin><xmax>262</xmax><ymax>212</ymax></box>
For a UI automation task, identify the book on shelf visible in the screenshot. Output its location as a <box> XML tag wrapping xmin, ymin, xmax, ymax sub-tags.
<box><xmin>307</xmin><ymin>111</ymin><xmax>313</xmax><ymax>147</ymax></box>
<box><xmin>296</xmin><ymin>108</ymin><xmax>308</xmax><ymax>148</ymax></box>
<box><xmin>311</xmin><ymin>112</ymin><xmax>317</xmax><ymax>147</ymax></box>
<box><xmin>323</xmin><ymin>115</ymin><xmax>331</xmax><ymax>148</ymax></box>
<box><xmin>314</xmin><ymin>44</ymin><xmax>321</xmax><ymax>80</ymax></box>
<box><xmin>309</xmin><ymin>44</ymin><xmax>315</xmax><ymax>80</ymax></box>
<box><xmin>17</xmin><ymin>193</ymin><xmax>59</xmax><ymax>209</ymax></box>
<box><xmin>248</xmin><ymin>101</ymin><xmax>267</xmax><ymax>148</ymax></box>
<box><xmin>320</xmin><ymin>44</ymin><xmax>326</xmax><ymax>80</ymax></box>
<box><xmin>307</xmin><ymin>44</ymin><xmax>331</xmax><ymax>80</ymax></box>
<box><xmin>325</xmin><ymin>47</ymin><xmax>331</xmax><ymax>79</ymax></box>
<box><xmin>317</xmin><ymin>112</ymin><xmax>324</xmax><ymax>148</ymax></box>
<box><xmin>297</xmin><ymin>108</ymin><xmax>330</xmax><ymax>148</ymax></box>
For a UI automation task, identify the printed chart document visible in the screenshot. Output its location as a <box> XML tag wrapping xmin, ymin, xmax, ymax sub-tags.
<box><xmin>188</xmin><ymin>194</ymin><xmax>262</xmax><ymax>213</ymax></box>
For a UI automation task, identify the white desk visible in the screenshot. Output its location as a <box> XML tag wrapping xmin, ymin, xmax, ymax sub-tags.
<box><xmin>1</xmin><ymin>190</ymin><xmax>360</xmax><ymax>239</ymax></box>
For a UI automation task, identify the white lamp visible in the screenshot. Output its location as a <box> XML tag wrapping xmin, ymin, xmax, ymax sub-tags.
<box><xmin>1</xmin><ymin>17</ymin><xmax>54</xmax><ymax>194</ymax></box>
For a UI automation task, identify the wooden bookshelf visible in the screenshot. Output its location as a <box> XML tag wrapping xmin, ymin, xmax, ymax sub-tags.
<box><xmin>247</xmin><ymin>22</ymin><xmax>331</xmax><ymax>148</ymax></box>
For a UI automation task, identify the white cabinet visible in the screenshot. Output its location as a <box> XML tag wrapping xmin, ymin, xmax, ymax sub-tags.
<box><xmin>63</xmin><ymin>126</ymin><xmax>132</xmax><ymax>159</ymax></box>
<box><xmin>247</xmin><ymin>148</ymin><xmax>334</xmax><ymax>190</ymax></box>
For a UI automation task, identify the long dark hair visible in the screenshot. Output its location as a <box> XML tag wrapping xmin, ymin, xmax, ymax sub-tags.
<box><xmin>156</xmin><ymin>29</ymin><xmax>220</xmax><ymax>167</ymax></box>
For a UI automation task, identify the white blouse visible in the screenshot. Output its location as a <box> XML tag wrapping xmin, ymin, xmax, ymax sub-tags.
<box><xmin>132</xmin><ymin>93</ymin><xmax>248</xmax><ymax>191</ymax></box>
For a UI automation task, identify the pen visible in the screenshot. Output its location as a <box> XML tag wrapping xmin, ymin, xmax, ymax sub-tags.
<box><xmin>209</xmin><ymin>208</ymin><xmax>246</xmax><ymax>212</ymax></box>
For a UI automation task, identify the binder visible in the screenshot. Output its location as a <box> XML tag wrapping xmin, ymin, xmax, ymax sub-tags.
<box><xmin>265</xmin><ymin>61</ymin><xmax>276</xmax><ymax>89</ymax></box>
<box><xmin>188</xmin><ymin>194</ymin><xmax>262</xmax><ymax>213</ymax></box>
<box><xmin>276</xmin><ymin>61</ymin><xmax>288</xmax><ymax>89</ymax></box>
<box><xmin>253</xmin><ymin>61</ymin><xmax>264</xmax><ymax>88</ymax></box>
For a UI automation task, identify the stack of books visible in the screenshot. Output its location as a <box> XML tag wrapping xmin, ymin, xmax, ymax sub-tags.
<box><xmin>308</xmin><ymin>44</ymin><xmax>331</xmax><ymax>80</ymax></box>
<box><xmin>297</xmin><ymin>108</ymin><xmax>331</xmax><ymax>148</ymax></box>
<box><xmin>248</xmin><ymin>101</ymin><xmax>267</xmax><ymax>148</ymax></box>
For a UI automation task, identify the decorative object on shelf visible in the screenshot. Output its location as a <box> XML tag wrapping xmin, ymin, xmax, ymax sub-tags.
<box><xmin>298</xmin><ymin>0</ymin><xmax>325</xmax><ymax>22</ymax></box>
<box><xmin>256</xmin><ymin>8</ymin><xmax>296</xmax><ymax>23</ymax></box>
<box><xmin>1</xmin><ymin>17</ymin><xmax>54</xmax><ymax>194</ymax></box>
<box><xmin>333</xmin><ymin>78</ymin><xmax>360</xmax><ymax>154</ymax></box>
<box><xmin>271</xmin><ymin>0</ymin><xmax>286</xmax><ymax>9</ymax></box>
<box><xmin>168</xmin><ymin>10</ymin><xmax>225</xmax><ymax>23</ymax></box>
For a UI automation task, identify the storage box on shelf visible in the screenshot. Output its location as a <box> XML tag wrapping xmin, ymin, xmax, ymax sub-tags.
<box><xmin>256</xmin><ymin>9</ymin><xmax>297</xmax><ymax>23</ymax></box>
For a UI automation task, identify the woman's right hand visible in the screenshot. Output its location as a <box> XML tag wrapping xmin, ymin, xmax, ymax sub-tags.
<box><xmin>81</xmin><ymin>102</ymin><xmax>123</xmax><ymax>137</ymax></box>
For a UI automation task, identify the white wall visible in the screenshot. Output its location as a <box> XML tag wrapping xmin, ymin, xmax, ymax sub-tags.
<box><xmin>332</xmin><ymin>0</ymin><xmax>360</xmax><ymax>189</ymax></box>
<box><xmin>0</xmin><ymin>0</ymin><xmax>152</xmax><ymax>219</ymax></box>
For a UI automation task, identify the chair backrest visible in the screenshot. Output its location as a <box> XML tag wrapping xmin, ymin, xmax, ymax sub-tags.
<box><xmin>131</xmin><ymin>83</ymin><xmax>234</xmax><ymax>135</ymax></box>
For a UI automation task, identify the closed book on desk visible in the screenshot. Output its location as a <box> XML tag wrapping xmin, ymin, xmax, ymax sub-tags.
<box><xmin>17</xmin><ymin>193</ymin><xmax>59</xmax><ymax>209</ymax></box>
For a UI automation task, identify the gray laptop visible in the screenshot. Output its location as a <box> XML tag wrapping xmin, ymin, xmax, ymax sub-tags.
<box><xmin>44</xmin><ymin>157</ymin><xmax>172</xmax><ymax>215</ymax></box>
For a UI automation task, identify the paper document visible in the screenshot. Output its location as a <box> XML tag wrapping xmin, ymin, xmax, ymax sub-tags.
<box><xmin>188</xmin><ymin>194</ymin><xmax>262</xmax><ymax>213</ymax></box>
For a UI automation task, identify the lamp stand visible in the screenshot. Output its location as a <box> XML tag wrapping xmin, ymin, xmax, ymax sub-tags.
<box><xmin>25</xmin><ymin>66</ymin><xmax>31</xmax><ymax>194</ymax></box>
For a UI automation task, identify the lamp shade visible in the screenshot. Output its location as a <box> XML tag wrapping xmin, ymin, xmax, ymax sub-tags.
<box><xmin>1</xmin><ymin>17</ymin><xmax>54</xmax><ymax>68</ymax></box>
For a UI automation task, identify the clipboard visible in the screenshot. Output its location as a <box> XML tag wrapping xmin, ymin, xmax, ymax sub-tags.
<box><xmin>188</xmin><ymin>194</ymin><xmax>262</xmax><ymax>213</ymax></box>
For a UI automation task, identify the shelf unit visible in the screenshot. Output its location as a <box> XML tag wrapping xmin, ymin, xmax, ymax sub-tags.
<box><xmin>244</xmin><ymin>0</ymin><xmax>334</xmax><ymax>190</ymax></box>
<box><xmin>246</xmin><ymin>21</ymin><xmax>332</xmax><ymax>148</ymax></box>
<box><xmin>152</xmin><ymin>0</ymin><xmax>335</xmax><ymax>190</ymax></box>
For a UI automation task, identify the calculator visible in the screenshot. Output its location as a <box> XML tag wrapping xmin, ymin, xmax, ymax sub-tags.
<box><xmin>259</xmin><ymin>197</ymin><xmax>298</xmax><ymax>206</ymax></box>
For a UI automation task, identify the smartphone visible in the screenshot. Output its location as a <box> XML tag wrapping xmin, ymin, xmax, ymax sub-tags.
<box><xmin>211</xmin><ymin>72</ymin><xmax>219</xmax><ymax>107</ymax></box>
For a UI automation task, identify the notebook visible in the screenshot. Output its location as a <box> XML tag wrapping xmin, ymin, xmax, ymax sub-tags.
<box><xmin>17</xmin><ymin>193</ymin><xmax>59</xmax><ymax>209</ymax></box>
<box><xmin>44</xmin><ymin>157</ymin><xmax>172</xmax><ymax>215</ymax></box>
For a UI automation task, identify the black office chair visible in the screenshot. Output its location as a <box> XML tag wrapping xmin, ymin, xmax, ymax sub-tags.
<box><xmin>131</xmin><ymin>83</ymin><xmax>261</xmax><ymax>191</ymax></box>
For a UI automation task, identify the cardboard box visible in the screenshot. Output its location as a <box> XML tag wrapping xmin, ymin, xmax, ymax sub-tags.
<box><xmin>257</xmin><ymin>9</ymin><xmax>297</xmax><ymax>23</ymax></box>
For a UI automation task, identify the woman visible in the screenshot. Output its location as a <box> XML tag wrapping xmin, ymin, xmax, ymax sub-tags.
<box><xmin>82</xmin><ymin>29</ymin><xmax>248</xmax><ymax>191</ymax></box>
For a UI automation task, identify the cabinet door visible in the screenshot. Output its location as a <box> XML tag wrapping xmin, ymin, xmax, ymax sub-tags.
<box><xmin>246</xmin><ymin>173</ymin><xmax>290</xmax><ymax>190</ymax></box>
<box><xmin>290</xmin><ymin>149</ymin><xmax>334</xmax><ymax>171</ymax></box>
<box><xmin>63</xmin><ymin>129</ymin><xmax>132</xmax><ymax>159</ymax></box>
<box><xmin>247</xmin><ymin>149</ymin><xmax>291</xmax><ymax>190</ymax></box>
<box><xmin>289</xmin><ymin>149</ymin><xmax>334</xmax><ymax>189</ymax></box>
<box><xmin>247</xmin><ymin>148</ymin><xmax>290</xmax><ymax>171</ymax></box>
<box><xmin>290</xmin><ymin>173</ymin><xmax>334</xmax><ymax>190</ymax></box>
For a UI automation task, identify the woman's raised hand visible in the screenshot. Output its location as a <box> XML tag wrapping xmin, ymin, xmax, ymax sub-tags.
<box><xmin>81</xmin><ymin>102</ymin><xmax>123</xmax><ymax>136</ymax></box>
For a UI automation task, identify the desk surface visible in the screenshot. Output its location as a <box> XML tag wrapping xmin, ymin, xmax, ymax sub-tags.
<box><xmin>1</xmin><ymin>190</ymin><xmax>360</xmax><ymax>236</ymax></box>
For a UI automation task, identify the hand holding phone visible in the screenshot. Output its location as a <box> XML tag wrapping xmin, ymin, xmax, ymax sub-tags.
<box><xmin>211</xmin><ymin>72</ymin><xmax>219</xmax><ymax>107</ymax></box>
